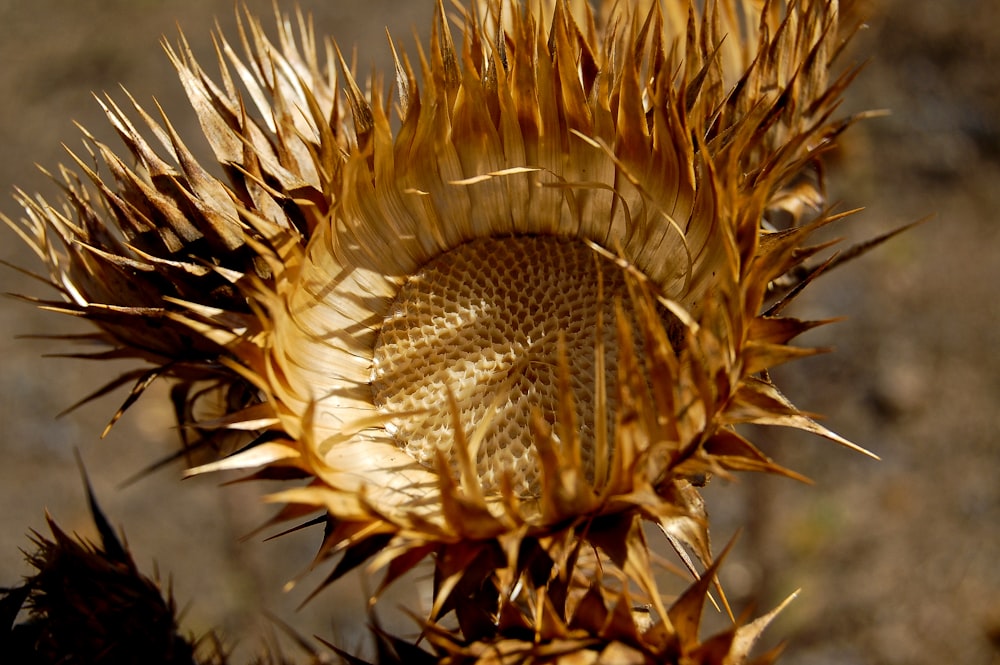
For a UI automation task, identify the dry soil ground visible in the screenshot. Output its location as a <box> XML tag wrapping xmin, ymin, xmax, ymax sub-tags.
<box><xmin>1</xmin><ymin>1</ymin><xmax>997</xmax><ymax>663</ymax></box>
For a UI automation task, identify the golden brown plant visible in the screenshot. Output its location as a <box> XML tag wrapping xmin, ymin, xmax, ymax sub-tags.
<box><xmin>3</xmin><ymin>0</ymin><xmax>888</xmax><ymax>661</ymax></box>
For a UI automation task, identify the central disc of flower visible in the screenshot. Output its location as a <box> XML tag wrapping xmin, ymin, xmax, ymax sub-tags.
<box><xmin>372</xmin><ymin>235</ymin><xmax>644</xmax><ymax>498</ymax></box>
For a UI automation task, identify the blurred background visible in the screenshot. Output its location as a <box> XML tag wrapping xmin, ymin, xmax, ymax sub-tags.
<box><xmin>0</xmin><ymin>1</ymin><xmax>996</xmax><ymax>663</ymax></box>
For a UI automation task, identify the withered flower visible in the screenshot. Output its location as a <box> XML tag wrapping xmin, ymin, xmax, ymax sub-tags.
<box><xmin>5</xmin><ymin>0</ymin><xmax>880</xmax><ymax>660</ymax></box>
<box><xmin>1</xmin><ymin>481</ymin><xmax>196</xmax><ymax>664</ymax></box>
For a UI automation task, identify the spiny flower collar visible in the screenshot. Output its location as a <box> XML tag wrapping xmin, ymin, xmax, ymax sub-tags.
<box><xmin>4</xmin><ymin>0</ymin><xmax>885</xmax><ymax>659</ymax></box>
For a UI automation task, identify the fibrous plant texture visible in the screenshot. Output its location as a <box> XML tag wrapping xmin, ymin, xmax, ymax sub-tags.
<box><xmin>4</xmin><ymin>0</ymin><xmax>883</xmax><ymax>661</ymax></box>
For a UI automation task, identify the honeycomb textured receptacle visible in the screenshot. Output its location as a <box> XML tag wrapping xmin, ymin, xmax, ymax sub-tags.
<box><xmin>372</xmin><ymin>235</ymin><xmax>647</xmax><ymax>497</ymax></box>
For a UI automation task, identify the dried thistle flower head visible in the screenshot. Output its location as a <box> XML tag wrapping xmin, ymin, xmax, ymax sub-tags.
<box><xmin>4</xmin><ymin>0</ymin><xmax>883</xmax><ymax>659</ymax></box>
<box><xmin>0</xmin><ymin>473</ymin><xmax>330</xmax><ymax>664</ymax></box>
<box><xmin>1</xmin><ymin>479</ymin><xmax>197</xmax><ymax>664</ymax></box>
